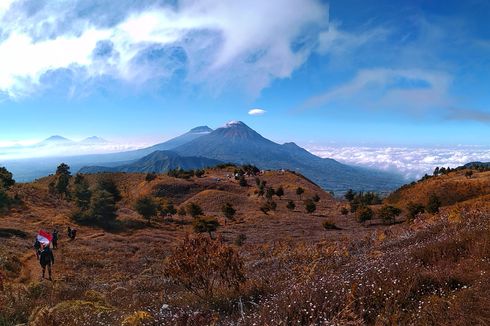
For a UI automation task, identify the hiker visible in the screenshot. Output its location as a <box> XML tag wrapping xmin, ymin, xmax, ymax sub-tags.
<box><xmin>39</xmin><ymin>244</ymin><xmax>54</xmax><ymax>281</ymax></box>
<box><xmin>34</xmin><ymin>239</ymin><xmax>41</xmax><ymax>259</ymax></box>
<box><xmin>70</xmin><ymin>229</ymin><xmax>77</xmax><ymax>240</ymax></box>
<box><xmin>52</xmin><ymin>229</ymin><xmax>59</xmax><ymax>249</ymax></box>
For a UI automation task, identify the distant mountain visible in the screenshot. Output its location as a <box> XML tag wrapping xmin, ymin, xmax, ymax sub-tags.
<box><xmin>79</xmin><ymin>150</ymin><xmax>222</xmax><ymax>174</ymax></box>
<box><xmin>463</xmin><ymin>161</ymin><xmax>490</xmax><ymax>168</ymax></box>
<box><xmin>37</xmin><ymin>135</ymin><xmax>74</xmax><ymax>146</ymax></box>
<box><xmin>173</xmin><ymin>121</ymin><xmax>403</xmax><ymax>192</ymax></box>
<box><xmin>80</xmin><ymin>136</ymin><xmax>108</xmax><ymax>144</ymax></box>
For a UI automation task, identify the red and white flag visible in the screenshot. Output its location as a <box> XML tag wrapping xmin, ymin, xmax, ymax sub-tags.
<box><xmin>37</xmin><ymin>230</ymin><xmax>52</xmax><ymax>245</ymax></box>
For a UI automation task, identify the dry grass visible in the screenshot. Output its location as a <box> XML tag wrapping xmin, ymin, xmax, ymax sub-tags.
<box><xmin>0</xmin><ymin>168</ymin><xmax>489</xmax><ymax>325</ymax></box>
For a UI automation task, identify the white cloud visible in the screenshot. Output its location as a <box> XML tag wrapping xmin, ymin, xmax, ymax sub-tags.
<box><xmin>0</xmin><ymin>0</ymin><xmax>331</xmax><ymax>98</ymax></box>
<box><xmin>248</xmin><ymin>108</ymin><xmax>266</xmax><ymax>116</ymax></box>
<box><xmin>301</xmin><ymin>68</ymin><xmax>453</xmax><ymax>113</ymax></box>
<box><xmin>307</xmin><ymin>145</ymin><xmax>490</xmax><ymax>180</ymax></box>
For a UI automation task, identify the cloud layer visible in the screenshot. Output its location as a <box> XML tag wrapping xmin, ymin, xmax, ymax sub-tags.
<box><xmin>248</xmin><ymin>108</ymin><xmax>266</xmax><ymax>116</ymax></box>
<box><xmin>0</xmin><ymin>0</ymin><xmax>330</xmax><ymax>98</ymax></box>
<box><xmin>308</xmin><ymin>145</ymin><xmax>490</xmax><ymax>180</ymax></box>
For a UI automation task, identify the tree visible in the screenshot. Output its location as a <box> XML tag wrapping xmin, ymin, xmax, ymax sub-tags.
<box><xmin>164</xmin><ymin>236</ymin><xmax>245</xmax><ymax>299</ymax></box>
<box><xmin>268</xmin><ymin>200</ymin><xmax>277</xmax><ymax>211</ymax></box>
<box><xmin>74</xmin><ymin>174</ymin><xmax>92</xmax><ymax>211</ymax></box>
<box><xmin>0</xmin><ymin>167</ymin><xmax>15</xmax><ymax>189</ymax></box>
<box><xmin>312</xmin><ymin>193</ymin><xmax>321</xmax><ymax>202</ymax></box>
<box><xmin>426</xmin><ymin>193</ymin><xmax>441</xmax><ymax>214</ymax></box>
<box><xmin>356</xmin><ymin>206</ymin><xmax>374</xmax><ymax>224</ymax></box>
<box><xmin>178</xmin><ymin>206</ymin><xmax>187</xmax><ymax>217</ymax></box>
<box><xmin>193</xmin><ymin>217</ymin><xmax>220</xmax><ymax>238</ymax></box>
<box><xmin>286</xmin><ymin>200</ymin><xmax>296</xmax><ymax>211</ymax></box>
<box><xmin>163</xmin><ymin>202</ymin><xmax>177</xmax><ymax>216</ymax></box>
<box><xmin>265</xmin><ymin>187</ymin><xmax>275</xmax><ymax>200</ymax></box>
<box><xmin>304</xmin><ymin>199</ymin><xmax>316</xmax><ymax>214</ymax></box>
<box><xmin>90</xmin><ymin>190</ymin><xmax>117</xmax><ymax>224</ymax></box>
<box><xmin>135</xmin><ymin>196</ymin><xmax>159</xmax><ymax>223</ymax></box>
<box><xmin>407</xmin><ymin>202</ymin><xmax>425</xmax><ymax>220</ymax></box>
<box><xmin>433</xmin><ymin>166</ymin><xmax>440</xmax><ymax>176</ymax></box>
<box><xmin>340</xmin><ymin>207</ymin><xmax>349</xmax><ymax>215</ymax></box>
<box><xmin>275</xmin><ymin>186</ymin><xmax>284</xmax><ymax>199</ymax></box>
<box><xmin>296</xmin><ymin>187</ymin><xmax>304</xmax><ymax>200</ymax></box>
<box><xmin>378</xmin><ymin>205</ymin><xmax>402</xmax><ymax>225</ymax></box>
<box><xmin>186</xmin><ymin>202</ymin><xmax>203</xmax><ymax>218</ymax></box>
<box><xmin>97</xmin><ymin>177</ymin><xmax>122</xmax><ymax>202</ymax></box>
<box><xmin>344</xmin><ymin>189</ymin><xmax>355</xmax><ymax>202</ymax></box>
<box><xmin>54</xmin><ymin>163</ymin><xmax>71</xmax><ymax>198</ymax></box>
<box><xmin>221</xmin><ymin>203</ymin><xmax>236</xmax><ymax>220</ymax></box>
<box><xmin>465</xmin><ymin>170</ymin><xmax>473</xmax><ymax>179</ymax></box>
<box><xmin>260</xmin><ymin>202</ymin><xmax>271</xmax><ymax>215</ymax></box>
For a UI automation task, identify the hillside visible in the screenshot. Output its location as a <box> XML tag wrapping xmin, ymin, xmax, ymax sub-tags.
<box><xmin>0</xmin><ymin>166</ymin><xmax>488</xmax><ymax>325</ymax></box>
<box><xmin>386</xmin><ymin>168</ymin><xmax>490</xmax><ymax>208</ymax></box>
<box><xmin>79</xmin><ymin>150</ymin><xmax>222</xmax><ymax>174</ymax></box>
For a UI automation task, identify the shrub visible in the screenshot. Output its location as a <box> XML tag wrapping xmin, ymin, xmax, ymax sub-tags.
<box><xmin>145</xmin><ymin>173</ymin><xmax>157</xmax><ymax>182</ymax></box>
<box><xmin>286</xmin><ymin>200</ymin><xmax>296</xmax><ymax>211</ymax></box>
<box><xmin>239</xmin><ymin>175</ymin><xmax>248</xmax><ymax>187</ymax></box>
<box><xmin>407</xmin><ymin>202</ymin><xmax>425</xmax><ymax>220</ymax></box>
<box><xmin>322</xmin><ymin>220</ymin><xmax>340</xmax><ymax>230</ymax></box>
<box><xmin>0</xmin><ymin>166</ymin><xmax>15</xmax><ymax>189</ymax></box>
<box><xmin>195</xmin><ymin>169</ymin><xmax>205</xmax><ymax>178</ymax></box>
<box><xmin>340</xmin><ymin>207</ymin><xmax>349</xmax><ymax>215</ymax></box>
<box><xmin>304</xmin><ymin>199</ymin><xmax>316</xmax><ymax>214</ymax></box>
<box><xmin>295</xmin><ymin>187</ymin><xmax>304</xmax><ymax>199</ymax></box>
<box><xmin>427</xmin><ymin>193</ymin><xmax>441</xmax><ymax>214</ymax></box>
<box><xmin>164</xmin><ymin>236</ymin><xmax>245</xmax><ymax>300</ymax></box>
<box><xmin>378</xmin><ymin>205</ymin><xmax>402</xmax><ymax>225</ymax></box>
<box><xmin>356</xmin><ymin>206</ymin><xmax>374</xmax><ymax>223</ymax></box>
<box><xmin>222</xmin><ymin>203</ymin><xmax>236</xmax><ymax>220</ymax></box>
<box><xmin>234</xmin><ymin>233</ymin><xmax>247</xmax><ymax>246</ymax></box>
<box><xmin>312</xmin><ymin>193</ymin><xmax>320</xmax><ymax>202</ymax></box>
<box><xmin>192</xmin><ymin>217</ymin><xmax>220</xmax><ymax>238</ymax></box>
<box><xmin>275</xmin><ymin>186</ymin><xmax>284</xmax><ymax>199</ymax></box>
<box><xmin>134</xmin><ymin>196</ymin><xmax>159</xmax><ymax>222</ymax></box>
<box><xmin>265</xmin><ymin>187</ymin><xmax>275</xmax><ymax>200</ymax></box>
<box><xmin>186</xmin><ymin>202</ymin><xmax>203</xmax><ymax>218</ymax></box>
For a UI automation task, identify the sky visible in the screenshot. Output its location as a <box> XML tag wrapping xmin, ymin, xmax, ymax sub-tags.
<box><xmin>0</xmin><ymin>0</ymin><xmax>489</xmax><ymax>176</ymax></box>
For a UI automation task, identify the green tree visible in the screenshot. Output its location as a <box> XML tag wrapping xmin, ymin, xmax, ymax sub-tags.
<box><xmin>344</xmin><ymin>189</ymin><xmax>355</xmax><ymax>202</ymax></box>
<box><xmin>178</xmin><ymin>206</ymin><xmax>187</xmax><ymax>217</ymax></box>
<box><xmin>74</xmin><ymin>174</ymin><xmax>92</xmax><ymax>211</ymax></box>
<box><xmin>221</xmin><ymin>203</ymin><xmax>236</xmax><ymax>220</ymax></box>
<box><xmin>426</xmin><ymin>193</ymin><xmax>441</xmax><ymax>214</ymax></box>
<box><xmin>296</xmin><ymin>187</ymin><xmax>304</xmax><ymax>200</ymax></box>
<box><xmin>135</xmin><ymin>196</ymin><xmax>159</xmax><ymax>223</ymax></box>
<box><xmin>187</xmin><ymin>202</ymin><xmax>203</xmax><ymax>218</ymax></box>
<box><xmin>54</xmin><ymin>163</ymin><xmax>71</xmax><ymax>197</ymax></box>
<box><xmin>0</xmin><ymin>166</ymin><xmax>15</xmax><ymax>189</ymax></box>
<box><xmin>275</xmin><ymin>186</ymin><xmax>284</xmax><ymax>199</ymax></box>
<box><xmin>97</xmin><ymin>178</ymin><xmax>122</xmax><ymax>202</ymax></box>
<box><xmin>145</xmin><ymin>173</ymin><xmax>157</xmax><ymax>182</ymax></box>
<box><xmin>90</xmin><ymin>190</ymin><xmax>117</xmax><ymax>224</ymax></box>
<box><xmin>286</xmin><ymin>200</ymin><xmax>295</xmax><ymax>211</ymax></box>
<box><xmin>195</xmin><ymin>169</ymin><xmax>205</xmax><ymax>178</ymax></box>
<box><xmin>378</xmin><ymin>205</ymin><xmax>402</xmax><ymax>225</ymax></box>
<box><xmin>304</xmin><ymin>199</ymin><xmax>316</xmax><ymax>214</ymax></box>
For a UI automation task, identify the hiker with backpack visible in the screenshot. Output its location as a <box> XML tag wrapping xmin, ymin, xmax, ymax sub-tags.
<box><xmin>39</xmin><ymin>244</ymin><xmax>54</xmax><ymax>281</ymax></box>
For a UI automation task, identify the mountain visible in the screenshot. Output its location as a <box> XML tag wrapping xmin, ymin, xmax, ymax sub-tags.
<box><xmin>172</xmin><ymin>121</ymin><xmax>403</xmax><ymax>193</ymax></box>
<box><xmin>79</xmin><ymin>150</ymin><xmax>222</xmax><ymax>174</ymax></box>
<box><xmin>80</xmin><ymin>136</ymin><xmax>109</xmax><ymax>144</ymax></box>
<box><xmin>37</xmin><ymin>135</ymin><xmax>74</xmax><ymax>146</ymax></box>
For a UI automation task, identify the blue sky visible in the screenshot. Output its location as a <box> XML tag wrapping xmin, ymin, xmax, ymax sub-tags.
<box><xmin>0</xmin><ymin>0</ymin><xmax>489</xmax><ymax>148</ymax></box>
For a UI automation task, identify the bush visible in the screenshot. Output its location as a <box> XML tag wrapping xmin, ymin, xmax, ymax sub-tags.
<box><xmin>286</xmin><ymin>200</ymin><xmax>295</xmax><ymax>211</ymax></box>
<box><xmin>322</xmin><ymin>220</ymin><xmax>340</xmax><ymax>230</ymax></box>
<box><xmin>235</xmin><ymin>233</ymin><xmax>247</xmax><ymax>246</ymax></box>
<box><xmin>145</xmin><ymin>173</ymin><xmax>157</xmax><ymax>182</ymax></box>
<box><xmin>427</xmin><ymin>193</ymin><xmax>441</xmax><ymax>214</ymax></box>
<box><xmin>0</xmin><ymin>166</ymin><xmax>15</xmax><ymax>189</ymax></box>
<box><xmin>222</xmin><ymin>203</ymin><xmax>236</xmax><ymax>220</ymax></box>
<box><xmin>407</xmin><ymin>202</ymin><xmax>425</xmax><ymax>220</ymax></box>
<box><xmin>304</xmin><ymin>199</ymin><xmax>316</xmax><ymax>214</ymax></box>
<box><xmin>239</xmin><ymin>175</ymin><xmax>248</xmax><ymax>187</ymax></box>
<box><xmin>356</xmin><ymin>206</ymin><xmax>374</xmax><ymax>223</ymax></box>
<box><xmin>265</xmin><ymin>187</ymin><xmax>275</xmax><ymax>200</ymax></box>
<box><xmin>312</xmin><ymin>194</ymin><xmax>320</xmax><ymax>202</ymax></box>
<box><xmin>275</xmin><ymin>186</ymin><xmax>284</xmax><ymax>199</ymax></box>
<box><xmin>134</xmin><ymin>196</ymin><xmax>159</xmax><ymax>222</ymax></box>
<box><xmin>296</xmin><ymin>187</ymin><xmax>304</xmax><ymax>199</ymax></box>
<box><xmin>195</xmin><ymin>169</ymin><xmax>205</xmax><ymax>178</ymax></box>
<box><xmin>192</xmin><ymin>217</ymin><xmax>220</xmax><ymax>238</ymax></box>
<box><xmin>378</xmin><ymin>205</ymin><xmax>402</xmax><ymax>225</ymax></box>
<box><xmin>164</xmin><ymin>236</ymin><xmax>245</xmax><ymax>300</ymax></box>
<box><xmin>186</xmin><ymin>202</ymin><xmax>203</xmax><ymax>218</ymax></box>
<box><xmin>340</xmin><ymin>207</ymin><xmax>349</xmax><ymax>215</ymax></box>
